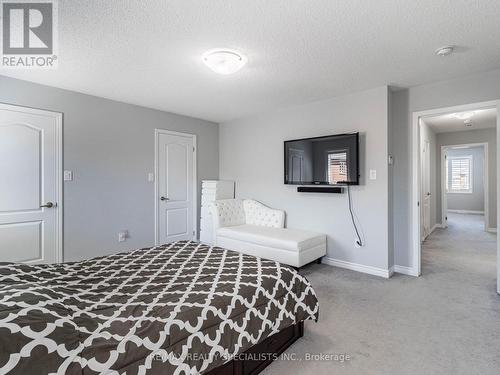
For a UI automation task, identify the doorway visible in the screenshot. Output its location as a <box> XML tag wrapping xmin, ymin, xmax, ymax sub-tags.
<box><xmin>411</xmin><ymin>100</ymin><xmax>499</xmax><ymax>294</ymax></box>
<box><xmin>154</xmin><ymin>129</ymin><xmax>197</xmax><ymax>245</ymax></box>
<box><xmin>441</xmin><ymin>143</ymin><xmax>489</xmax><ymax>232</ymax></box>
<box><xmin>0</xmin><ymin>103</ymin><xmax>63</xmax><ymax>264</ymax></box>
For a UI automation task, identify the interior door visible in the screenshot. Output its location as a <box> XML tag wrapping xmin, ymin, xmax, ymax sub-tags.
<box><xmin>421</xmin><ymin>140</ymin><xmax>431</xmax><ymax>240</ymax></box>
<box><xmin>0</xmin><ymin>104</ymin><xmax>62</xmax><ymax>264</ymax></box>
<box><xmin>157</xmin><ymin>131</ymin><xmax>195</xmax><ymax>244</ymax></box>
<box><xmin>442</xmin><ymin>150</ymin><xmax>448</xmax><ymax>228</ymax></box>
<box><xmin>289</xmin><ymin>149</ymin><xmax>304</xmax><ymax>183</ymax></box>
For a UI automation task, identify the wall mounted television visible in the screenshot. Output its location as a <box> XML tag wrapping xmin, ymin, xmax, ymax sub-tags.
<box><xmin>284</xmin><ymin>132</ymin><xmax>360</xmax><ymax>186</ymax></box>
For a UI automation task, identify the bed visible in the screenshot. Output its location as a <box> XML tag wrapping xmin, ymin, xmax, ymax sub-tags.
<box><xmin>0</xmin><ymin>240</ymin><xmax>319</xmax><ymax>374</ymax></box>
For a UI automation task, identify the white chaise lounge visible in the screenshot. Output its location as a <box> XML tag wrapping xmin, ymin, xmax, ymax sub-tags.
<box><xmin>210</xmin><ymin>199</ymin><xmax>326</xmax><ymax>268</ymax></box>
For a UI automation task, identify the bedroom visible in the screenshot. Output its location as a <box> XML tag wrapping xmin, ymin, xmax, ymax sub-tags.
<box><xmin>1</xmin><ymin>1</ymin><xmax>500</xmax><ymax>374</ymax></box>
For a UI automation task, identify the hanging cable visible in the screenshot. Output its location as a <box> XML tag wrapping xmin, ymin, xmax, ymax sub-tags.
<box><xmin>347</xmin><ymin>185</ymin><xmax>363</xmax><ymax>246</ymax></box>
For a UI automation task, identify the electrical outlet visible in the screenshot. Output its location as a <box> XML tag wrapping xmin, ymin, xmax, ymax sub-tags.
<box><xmin>147</xmin><ymin>173</ymin><xmax>155</xmax><ymax>182</ymax></box>
<box><xmin>118</xmin><ymin>230</ymin><xmax>128</xmax><ymax>242</ymax></box>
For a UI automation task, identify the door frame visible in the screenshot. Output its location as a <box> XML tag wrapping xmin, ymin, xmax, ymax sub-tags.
<box><xmin>411</xmin><ymin>100</ymin><xmax>499</xmax><ymax>283</ymax></box>
<box><xmin>0</xmin><ymin>102</ymin><xmax>63</xmax><ymax>263</ymax></box>
<box><xmin>440</xmin><ymin>142</ymin><xmax>489</xmax><ymax>232</ymax></box>
<box><xmin>154</xmin><ymin>129</ymin><xmax>197</xmax><ymax>245</ymax></box>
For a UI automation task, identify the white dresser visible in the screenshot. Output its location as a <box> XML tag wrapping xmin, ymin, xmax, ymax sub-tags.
<box><xmin>199</xmin><ymin>180</ymin><xmax>235</xmax><ymax>245</ymax></box>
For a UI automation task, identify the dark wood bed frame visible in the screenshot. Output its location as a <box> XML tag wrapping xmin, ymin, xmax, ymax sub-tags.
<box><xmin>206</xmin><ymin>321</ymin><xmax>304</xmax><ymax>375</ymax></box>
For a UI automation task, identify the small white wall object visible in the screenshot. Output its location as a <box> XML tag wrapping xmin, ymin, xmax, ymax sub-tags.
<box><xmin>118</xmin><ymin>230</ymin><xmax>128</xmax><ymax>242</ymax></box>
<box><xmin>64</xmin><ymin>170</ymin><xmax>73</xmax><ymax>181</ymax></box>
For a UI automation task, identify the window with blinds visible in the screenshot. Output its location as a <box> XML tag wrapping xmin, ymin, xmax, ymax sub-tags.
<box><xmin>447</xmin><ymin>156</ymin><xmax>472</xmax><ymax>193</ymax></box>
<box><xmin>327</xmin><ymin>151</ymin><xmax>348</xmax><ymax>184</ymax></box>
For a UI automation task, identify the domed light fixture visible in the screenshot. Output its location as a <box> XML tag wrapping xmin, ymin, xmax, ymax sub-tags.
<box><xmin>435</xmin><ymin>45</ymin><xmax>454</xmax><ymax>57</ymax></box>
<box><xmin>202</xmin><ymin>48</ymin><xmax>247</xmax><ymax>75</ymax></box>
<box><xmin>449</xmin><ymin>111</ymin><xmax>475</xmax><ymax>120</ymax></box>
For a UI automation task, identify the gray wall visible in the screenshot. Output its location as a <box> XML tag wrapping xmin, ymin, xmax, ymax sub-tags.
<box><xmin>445</xmin><ymin>146</ymin><xmax>485</xmax><ymax>212</ymax></box>
<box><xmin>391</xmin><ymin>68</ymin><xmax>500</xmax><ymax>268</ymax></box>
<box><xmin>0</xmin><ymin>75</ymin><xmax>219</xmax><ymax>261</ymax></box>
<box><xmin>435</xmin><ymin>128</ymin><xmax>497</xmax><ymax>226</ymax></box>
<box><xmin>220</xmin><ymin>86</ymin><xmax>391</xmax><ymax>271</ymax></box>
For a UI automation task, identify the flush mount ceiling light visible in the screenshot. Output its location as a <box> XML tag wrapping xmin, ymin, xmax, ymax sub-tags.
<box><xmin>448</xmin><ymin>111</ymin><xmax>475</xmax><ymax>120</ymax></box>
<box><xmin>202</xmin><ymin>48</ymin><xmax>247</xmax><ymax>75</ymax></box>
<box><xmin>435</xmin><ymin>45</ymin><xmax>454</xmax><ymax>57</ymax></box>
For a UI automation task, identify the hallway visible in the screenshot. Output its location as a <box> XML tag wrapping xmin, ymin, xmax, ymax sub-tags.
<box><xmin>422</xmin><ymin>212</ymin><xmax>496</xmax><ymax>280</ymax></box>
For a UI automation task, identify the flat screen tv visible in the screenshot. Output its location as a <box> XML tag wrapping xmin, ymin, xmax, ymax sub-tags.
<box><xmin>284</xmin><ymin>132</ymin><xmax>359</xmax><ymax>185</ymax></box>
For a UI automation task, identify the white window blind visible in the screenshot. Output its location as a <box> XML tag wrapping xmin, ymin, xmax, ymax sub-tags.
<box><xmin>447</xmin><ymin>156</ymin><xmax>472</xmax><ymax>193</ymax></box>
<box><xmin>328</xmin><ymin>151</ymin><xmax>348</xmax><ymax>184</ymax></box>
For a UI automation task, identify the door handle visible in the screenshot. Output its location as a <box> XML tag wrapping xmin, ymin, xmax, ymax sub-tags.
<box><xmin>160</xmin><ymin>196</ymin><xmax>169</xmax><ymax>201</ymax></box>
<box><xmin>40</xmin><ymin>202</ymin><xmax>56</xmax><ymax>208</ymax></box>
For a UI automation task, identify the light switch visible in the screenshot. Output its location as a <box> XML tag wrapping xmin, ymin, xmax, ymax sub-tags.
<box><xmin>64</xmin><ymin>170</ymin><xmax>73</xmax><ymax>181</ymax></box>
<box><xmin>369</xmin><ymin>169</ymin><xmax>377</xmax><ymax>180</ymax></box>
<box><xmin>148</xmin><ymin>172</ymin><xmax>155</xmax><ymax>182</ymax></box>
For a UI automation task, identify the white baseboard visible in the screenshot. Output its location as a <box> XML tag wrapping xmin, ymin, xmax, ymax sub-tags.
<box><xmin>488</xmin><ymin>228</ymin><xmax>497</xmax><ymax>233</ymax></box>
<box><xmin>448</xmin><ymin>209</ymin><xmax>484</xmax><ymax>215</ymax></box>
<box><xmin>394</xmin><ymin>265</ymin><xmax>419</xmax><ymax>277</ymax></box>
<box><xmin>322</xmin><ymin>257</ymin><xmax>392</xmax><ymax>278</ymax></box>
<box><xmin>422</xmin><ymin>224</ymin><xmax>443</xmax><ymax>241</ymax></box>
<box><xmin>431</xmin><ymin>223</ymin><xmax>444</xmax><ymax>233</ymax></box>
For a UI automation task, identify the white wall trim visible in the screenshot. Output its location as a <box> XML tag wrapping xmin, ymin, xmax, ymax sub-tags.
<box><xmin>447</xmin><ymin>209</ymin><xmax>485</xmax><ymax>215</ymax></box>
<box><xmin>55</xmin><ymin>112</ymin><xmax>63</xmax><ymax>263</ymax></box>
<box><xmin>411</xmin><ymin>100</ymin><xmax>500</xmax><ymax>279</ymax></box>
<box><xmin>154</xmin><ymin>129</ymin><xmax>198</xmax><ymax>245</ymax></box>
<box><xmin>0</xmin><ymin>102</ymin><xmax>64</xmax><ymax>263</ymax></box>
<box><xmin>394</xmin><ymin>265</ymin><xmax>419</xmax><ymax>277</ymax></box>
<box><xmin>322</xmin><ymin>257</ymin><xmax>392</xmax><ymax>278</ymax></box>
<box><xmin>431</xmin><ymin>223</ymin><xmax>444</xmax><ymax>232</ymax></box>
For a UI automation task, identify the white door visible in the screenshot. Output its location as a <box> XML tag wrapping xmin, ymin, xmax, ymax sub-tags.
<box><xmin>421</xmin><ymin>140</ymin><xmax>431</xmax><ymax>240</ymax></box>
<box><xmin>156</xmin><ymin>130</ymin><xmax>196</xmax><ymax>244</ymax></box>
<box><xmin>289</xmin><ymin>149</ymin><xmax>304</xmax><ymax>183</ymax></box>
<box><xmin>442</xmin><ymin>150</ymin><xmax>448</xmax><ymax>228</ymax></box>
<box><xmin>0</xmin><ymin>104</ymin><xmax>62</xmax><ymax>264</ymax></box>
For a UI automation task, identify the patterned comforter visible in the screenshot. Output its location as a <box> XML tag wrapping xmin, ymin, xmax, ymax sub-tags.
<box><xmin>0</xmin><ymin>241</ymin><xmax>319</xmax><ymax>374</ymax></box>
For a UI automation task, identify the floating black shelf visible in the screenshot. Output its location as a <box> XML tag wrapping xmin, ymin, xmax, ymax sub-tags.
<box><xmin>297</xmin><ymin>186</ymin><xmax>344</xmax><ymax>194</ymax></box>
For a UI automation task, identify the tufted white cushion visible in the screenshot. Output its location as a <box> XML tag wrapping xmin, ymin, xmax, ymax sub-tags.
<box><xmin>211</xmin><ymin>199</ymin><xmax>246</xmax><ymax>229</ymax></box>
<box><xmin>217</xmin><ymin>225</ymin><xmax>325</xmax><ymax>252</ymax></box>
<box><xmin>243</xmin><ymin>199</ymin><xmax>285</xmax><ymax>228</ymax></box>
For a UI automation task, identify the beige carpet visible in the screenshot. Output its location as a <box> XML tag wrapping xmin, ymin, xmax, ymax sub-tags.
<box><xmin>263</xmin><ymin>213</ymin><xmax>499</xmax><ymax>374</ymax></box>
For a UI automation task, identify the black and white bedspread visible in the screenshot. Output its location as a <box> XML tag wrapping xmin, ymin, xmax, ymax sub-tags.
<box><xmin>0</xmin><ymin>241</ymin><xmax>319</xmax><ymax>374</ymax></box>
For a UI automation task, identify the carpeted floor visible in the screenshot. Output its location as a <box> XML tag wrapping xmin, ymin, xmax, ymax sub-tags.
<box><xmin>263</xmin><ymin>213</ymin><xmax>499</xmax><ymax>374</ymax></box>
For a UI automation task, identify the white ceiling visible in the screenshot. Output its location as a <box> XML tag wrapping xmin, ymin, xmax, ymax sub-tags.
<box><xmin>2</xmin><ymin>0</ymin><xmax>500</xmax><ymax>123</ymax></box>
<box><xmin>423</xmin><ymin>108</ymin><xmax>497</xmax><ymax>133</ymax></box>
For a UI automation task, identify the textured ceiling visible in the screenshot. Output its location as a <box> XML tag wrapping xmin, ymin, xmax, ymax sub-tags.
<box><xmin>2</xmin><ymin>0</ymin><xmax>500</xmax><ymax>123</ymax></box>
<box><xmin>424</xmin><ymin>108</ymin><xmax>497</xmax><ymax>133</ymax></box>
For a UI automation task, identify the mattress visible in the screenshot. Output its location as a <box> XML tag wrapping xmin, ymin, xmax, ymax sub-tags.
<box><xmin>0</xmin><ymin>241</ymin><xmax>319</xmax><ymax>374</ymax></box>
